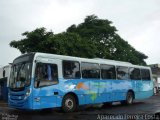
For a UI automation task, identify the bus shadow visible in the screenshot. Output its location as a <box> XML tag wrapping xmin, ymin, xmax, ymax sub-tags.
<box><xmin>84</xmin><ymin>101</ymin><xmax>145</xmax><ymax>111</ymax></box>
<box><xmin>1</xmin><ymin>101</ymin><xmax>150</xmax><ymax>120</ymax></box>
<box><xmin>4</xmin><ymin>101</ymin><xmax>147</xmax><ymax>120</ymax></box>
<box><xmin>6</xmin><ymin>101</ymin><xmax>146</xmax><ymax>114</ymax></box>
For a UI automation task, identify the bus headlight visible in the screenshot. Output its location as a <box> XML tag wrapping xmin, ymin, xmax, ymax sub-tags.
<box><xmin>24</xmin><ymin>89</ymin><xmax>31</xmax><ymax>100</ymax></box>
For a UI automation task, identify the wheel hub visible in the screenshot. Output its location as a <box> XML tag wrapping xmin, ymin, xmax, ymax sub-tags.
<box><xmin>65</xmin><ymin>98</ymin><xmax>73</xmax><ymax>110</ymax></box>
<box><xmin>128</xmin><ymin>94</ymin><xmax>133</xmax><ymax>103</ymax></box>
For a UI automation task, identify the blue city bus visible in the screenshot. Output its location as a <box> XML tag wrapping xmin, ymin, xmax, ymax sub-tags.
<box><xmin>8</xmin><ymin>52</ymin><xmax>154</xmax><ymax>112</ymax></box>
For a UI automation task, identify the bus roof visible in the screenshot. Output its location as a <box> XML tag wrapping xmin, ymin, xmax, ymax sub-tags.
<box><xmin>32</xmin><ymin>52</ymin><xmax>150</xmax><ymax>70</ymax></box>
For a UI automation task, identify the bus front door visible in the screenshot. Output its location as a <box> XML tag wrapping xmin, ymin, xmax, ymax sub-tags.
<box><xmin>33</xmin><ymin>58</ymin><xmax>60</xmax><ymax>109</ymax></box>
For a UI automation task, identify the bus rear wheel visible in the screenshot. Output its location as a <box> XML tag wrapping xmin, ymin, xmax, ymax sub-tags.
<box><xmin>62</xmin><ymin>94</ymin><xmax>77</xmax><ymax>112</ymax></box>
<box><xmin>121</xmin><ymin>91</ymin><xmax>134</xmax><ymax>105</ymax></box>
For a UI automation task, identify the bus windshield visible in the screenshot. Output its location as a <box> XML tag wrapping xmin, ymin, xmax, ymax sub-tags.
<box><xmin>9</xmin><ymin>62</ymin><xmax>32</xmax><ymax>89</ymax></box>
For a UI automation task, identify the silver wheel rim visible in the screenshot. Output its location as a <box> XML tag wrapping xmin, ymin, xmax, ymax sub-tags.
<box><xmin>65</xmin><ymin>98</ymin><xmax>74</xmax><ymax>110</ymax></box>
<box><xmin>128</xmin><ymin>93</ymin><xmax>133</xmax><ymax>104</ymax></box>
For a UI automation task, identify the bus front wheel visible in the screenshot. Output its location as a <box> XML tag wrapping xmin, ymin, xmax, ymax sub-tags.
<box><xmin>62</xmin><ymin>94</ymin><xmax>77</xmax><ymax>112</ymax></box>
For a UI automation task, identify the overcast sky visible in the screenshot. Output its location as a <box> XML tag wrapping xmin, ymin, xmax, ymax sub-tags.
<box><xmin>0</xmin><ymin>0</ymin><xmax>160</xmax><ymax>66</ymax></box>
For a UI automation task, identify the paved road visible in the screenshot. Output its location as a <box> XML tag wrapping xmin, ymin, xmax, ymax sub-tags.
<box><xmin>0</xmin><ymin>95</ymin><xmax>160</xmax><ymax>120</ymax></box>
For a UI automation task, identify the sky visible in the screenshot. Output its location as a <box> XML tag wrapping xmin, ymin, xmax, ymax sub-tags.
<box><xmin>0</xmin><ymin>0</ymin><xmax>160</xmax><ymax>66</ymax></box>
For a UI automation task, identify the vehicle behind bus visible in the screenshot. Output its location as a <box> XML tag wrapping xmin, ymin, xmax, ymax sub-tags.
<box><xmin>8</xmin><ymin>52</ymin><xmax>154</xmax><ymax>112</ymax></box>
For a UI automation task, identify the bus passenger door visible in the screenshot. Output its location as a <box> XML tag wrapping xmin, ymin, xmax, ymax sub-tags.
<box><xmin>33</xmin><ymin>58</ymin><xmax>60</xmax><ymax>109</ymax></box>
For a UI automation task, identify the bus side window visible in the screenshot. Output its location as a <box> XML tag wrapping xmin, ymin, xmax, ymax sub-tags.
<box><xmin>81</xmin><ymin>62</ymin><xmax>100</xmax><ymax>79</ymax></box>
<box><xmin>100</xmin><ymin>64</ymin><xmax>116</xmax><ymax>80</ymax></box>
<box><xmin>63</xmin><ymin>60</ymin><xmax>81</xmax><ymax>79</ymax></box>
<box><xmin>141</xmin><ymin>69</ymin><xmax>151</xmax><ymax>80</ymax></box>
<box><xmin>129</xmin><ymin>68</ymin><xmax>141</xmax><ymax>80</ymax></box>
<box><xmin>35</xmin><ymin>63</ymin><xmax>58</xmax><ymax>88</ymax></box>
<box><xmin>116</xmin><ymin>66</ymin><xmax>129</xmax><ymax>80</ymax></box>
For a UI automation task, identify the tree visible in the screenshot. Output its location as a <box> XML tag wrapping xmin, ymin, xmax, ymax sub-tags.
<box><xmin>10</xmin><ymin>15</ymin><xmax>148</xmax><ymax>65</ymax></box>
<box><xmin>10</xmin><ymin>27</ymin><xmax>54</xmax><ymax>53</ymax></box>
<box><xmin>67</xmin><ymin>15</ymin><xmax>147</xmax><ymax>65</ymax></box>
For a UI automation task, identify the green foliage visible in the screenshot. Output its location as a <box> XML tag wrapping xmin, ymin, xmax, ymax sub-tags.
<box><xmin>10</xmin><ymin>27</ymin><xmax>54</xmax><ymax>53</ymax></box>
<box><xmin>10</xmin><ymin>15</ymin><xmax>148</xmax><ymax>65</ymax></box>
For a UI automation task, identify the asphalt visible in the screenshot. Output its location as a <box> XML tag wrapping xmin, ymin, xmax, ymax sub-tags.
<box><xmin>0</xmin><ymin>94</ymin><xmax>160</xmax><ymax>120</ymax></box>
<box><xmin>0</xmin><ymin>100</ymin><xmax>7</xmax><ymax>107</ymax></box>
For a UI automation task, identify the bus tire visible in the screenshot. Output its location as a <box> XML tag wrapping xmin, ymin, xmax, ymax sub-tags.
<box><xmin>121</xmin><ymin>91</ymin><xmax>134</xmax><ymax>105</ymax></box>
<box><xmin>62</xmin><ymin>94</ymin><xmax>77</xmax><ymax>112</ymax></box>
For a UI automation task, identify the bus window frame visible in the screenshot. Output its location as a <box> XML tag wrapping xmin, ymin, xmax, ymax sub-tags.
<box><xmin>100</xmin><ymin>64</ymin><xmax>116</xmax><ymax>80</ymax></box>
<box><xmin>116</xmin><ymin>66</ymin><xmax>129</xmax><ymax>80</ymax></box>
<box><xmin>34</xmin><ymin>62</ymin><xmax>59</xmax><ymax>88</ymax></box>
<box><xmin>129</xmin><ymin>67</ymin><xmax>141</xmax><ymax>80</ymax></box>
<box><xmin>81</xmin><ymin>62</ymin><xmax>100</xmax><ymax>79</ymax></box>
<box><xmin>141</xmin><ymin>68</ymin><xmax>151</xmax><ymax>81</ymax></box>
<box><xmin>62</xmin><ymin>60</ymin><xmax>81</xmax><ymax>79</ymax></box>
